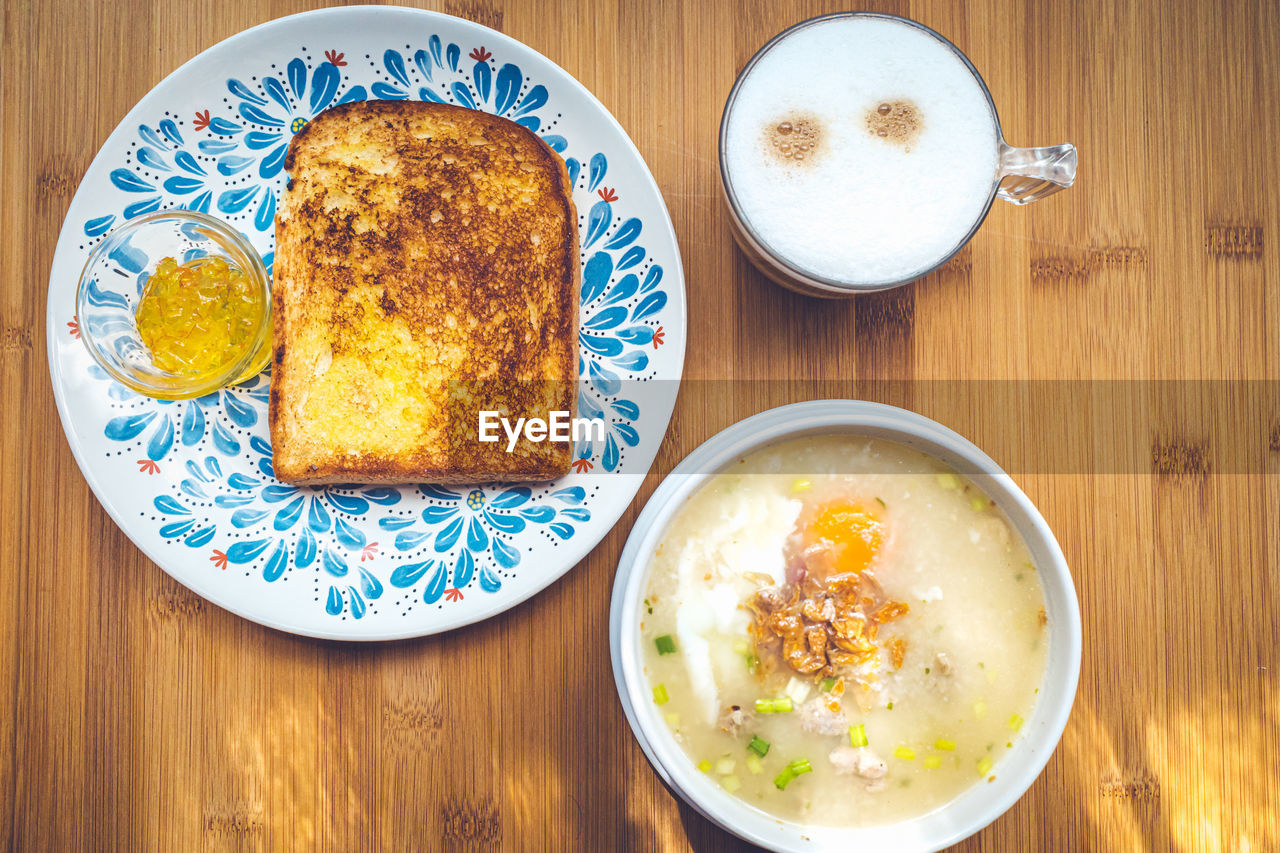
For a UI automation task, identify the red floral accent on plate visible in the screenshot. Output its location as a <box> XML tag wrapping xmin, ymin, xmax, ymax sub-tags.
<box><xmin>597</xmin><ymin>187</ymin><xmax>618</xmax><ymax>203</ymax></box>
<box><xmin>325</xmin><ymin>50</ymin><xmax>347</xmax><ymax>67</ymax></box>
<box><xmin>572</xmin><ymin>457</ymin><xmax>594</xmax><ymax>473</ymax></box>
<box><xmin>360</xmin><ymin>542</ymin><xmax>379</xmax><ymax>562</ymax></box>
<box><xmin>137</xmin><ymin>459</ymin><xmax>160</xmax><ymax>475</ymax></box>
<box><xmin>652</xmin><ymin>325</ymin><xmax>665</xmax><ymax>349</ymax></box>
<box><xmin>210</xmin><ymin>550</ymin><xmax>228</xmax><ymax>570</ymax></box>
<box><xmin>444</xmin><ymin>587</ymin><xmax>464</xmax><ymax>602</ymax></box>
<box><xmin>469</xmin><ymin>46</ymin><xmax>492</xmax><ymax>62</ymax></box>
<box><xmin>67</xmin><ymin>317</ymin><xmax>80</xmax><ymax>339</ymax></box>
<box><xmin>193</xmin><ymin>110</ymin><xmax>211</xmax><ymax>131</ymax></box>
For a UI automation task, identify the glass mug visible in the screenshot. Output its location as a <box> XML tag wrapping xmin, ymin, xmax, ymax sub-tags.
<box><xmin>718</xmin><ymin>12</ymin><xmax>1077</xmax><ymax>296</ymax></box>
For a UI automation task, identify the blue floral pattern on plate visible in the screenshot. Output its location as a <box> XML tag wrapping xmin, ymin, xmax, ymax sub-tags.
<box><xmin>52</xmin><ymin>10</ymin><xmax>683</xmax><ymax>636</ymax></box>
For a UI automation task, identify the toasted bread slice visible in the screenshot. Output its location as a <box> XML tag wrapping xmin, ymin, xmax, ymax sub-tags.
<box><xmin>269</xmin><ymin>100</ymin><xmax>579</xmax><ymax>485</ymax></box>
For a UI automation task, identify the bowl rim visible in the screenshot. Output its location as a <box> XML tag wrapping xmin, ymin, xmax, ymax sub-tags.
<box><xmin>74</xmin><ymin>208</ymin><xmax>272</xmax><ymax>399</ymax></box>
<box><xmin>609</xmin><ymin>400</ymin><xmax>1082</xmax><ymax>852</ymax></box>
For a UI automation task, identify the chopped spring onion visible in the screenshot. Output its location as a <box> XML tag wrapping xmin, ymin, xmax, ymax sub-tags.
<box><xmin>716</xmin><ymin>757</ymin><xmax>736</xmax><ymax>775</ymax></box>
<box><xmin>923</xmin><ymin>755</ymin><xmax>942</xmax><ymax>769</ymax></box>
<box><xmin>755</xmin><ymin>697</ymin><xmax>794</xmax><ymax>714</ymax></box>
<box><xmin>1008</xmin><ymin>713</ymin><xmax>1024</xmax><ymax>732</ymax></box>
<box><xmin>722</xmin><ymin>775</ymin><xmax>741</xmax><ymax>793</ymax></box>
<box><xmin>848</xmin><ymin>724</ymin><xmax>868</xmax><ymax>748</ymax></box>
<box><xmin>973</xmin><ymin>699</ymin><xmax>987</xmax><ymax>719</ymax></box>
<box><xmin>655</xmin><ymin>634</ymin><xmax>677</xmax><ymax>655</ymax></box>
<box><xmin>748</xmin><ymin>736</ymin><xmax>771</xmax><ymax>757</ymax></box>
<box><xmin>887</xmin><ymin>702</ymin><xmax>894</xmax><ymax>710</ymax></box>
<box><xmin>977</xmin><ymin>756</ymin><xmax>994</xmax><ymax>777</ymax></box>
<box><xmin>893</xmin><ymin>746</ymin><xmax>916</xmax><ymax>761</ymax></box>
<box><xmin>652</xmin><ymin>684</ymin><xmax>669</xmax><ymax>706</ymax></box>
<box><xmin>970</xmin><ymin>496</ymin><xmax>988</xmax><ymax>512</ymax></box>
<box><xmin>732</xmin><ymin>638</ymin><xmax>749</xmax><ymax>654</ymax></box>
<box><xmin>746</xmin><ymin>754</ymin><xmax>764</xmax><ymax>775</ymax></box>
<box><xmin>819</xmin><ymin>677</ymin><xmax>837</xmax><ymax>693</ymax></box>
<box><xmin>791</xmin><ymin>478</ymin><xmax>813</xmax><ymax>494</ymax></box>
<box><xmin>937</xmin><ymin>472</ymin><xmax>961</xmax><ymax>490</ymax></box>
<box><xmin>665</xmin><ymin>713</ymin><xmax>680</xmax><ymax>728</ymax></box>
<box><xmin>773</xmin><ymin>758</ymin><xmax>813</xmax><ymax>790</ymax></box>
<box><xmin>697</xmin><ymin>759</ymin><xmax>712</xmax><ymax>774</ymax></box>
<box><xmin>875</xmin><ymin>496</ymin><xmax>887</xmax><ymax>508</ymax></box>
<box><xmin>934</xmin><ymin>738</ymin><xmax>956</xmax><ymax>752</ymax></box>
<box><xmin>745</xmin><ymin>653</ymin><xmax>759</xmax><ymax>674</ymax></box>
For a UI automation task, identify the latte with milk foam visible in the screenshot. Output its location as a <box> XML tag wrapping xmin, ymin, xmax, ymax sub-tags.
<box><xmin>723</xmin><ymin>16</ymin><xmax>1000</xmax><ymax>286</ymax></box>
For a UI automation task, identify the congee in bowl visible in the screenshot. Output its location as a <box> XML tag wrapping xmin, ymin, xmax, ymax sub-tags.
<box><xmin>639</xmin><ymin>434</ymin><xmax>1049</xmax><ymax>828</ymax></box>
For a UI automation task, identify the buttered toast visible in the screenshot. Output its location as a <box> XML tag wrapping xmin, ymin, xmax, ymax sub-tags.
<box><xmin>269</xmin><ymin>100</ymin><xmax>579</xmax><ymax>484</ymax></box>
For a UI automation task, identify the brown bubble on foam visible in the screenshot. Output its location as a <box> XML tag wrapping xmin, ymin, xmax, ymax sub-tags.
<box><xmin>865</xmin><ymin>100</ymin><xmax>922</xmax><ymax>149</ymax></box>
<box><xmin>764</xmin><ymin>114</ymin><xmax>823</xmax><ymax>166</ymax></box>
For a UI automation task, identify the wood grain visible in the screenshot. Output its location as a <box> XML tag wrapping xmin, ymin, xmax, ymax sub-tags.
<box><xmin>3</xmin><ymin>0</ymin><xmax>1278</xmax><ymax>849</ymax></box>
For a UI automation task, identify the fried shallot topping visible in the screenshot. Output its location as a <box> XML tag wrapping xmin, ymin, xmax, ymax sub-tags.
<box><xmin>747</xmin><ymin>499</ymin><xmax>911</xmax><ymax>682</ymax></box>
<box><xmin>748</xmin><ymin>570</ymin><xmax>909</xmax><ymax>680</ymax></box>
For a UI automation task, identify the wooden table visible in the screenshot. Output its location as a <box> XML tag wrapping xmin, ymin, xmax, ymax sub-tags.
<box><xmin>4</xmin><ymin>0</ymin><xmax>1277</xmax><ymax>849</ymax></box>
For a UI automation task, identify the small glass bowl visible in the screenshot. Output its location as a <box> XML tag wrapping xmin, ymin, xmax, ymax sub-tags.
<box><xmin>75</xmin><ymin>210</ymin><xmax>272</xmax><ymax>400</ymax></box>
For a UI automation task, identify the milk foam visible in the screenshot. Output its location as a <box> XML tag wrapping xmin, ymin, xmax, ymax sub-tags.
<box><xmin>724</xmin><ymin>17</ymin><xmax>999</xmax><ymax>285</ymax></box>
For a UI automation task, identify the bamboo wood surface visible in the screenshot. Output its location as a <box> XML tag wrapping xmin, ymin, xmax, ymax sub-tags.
<box><xmin>3</xmin><ymin>0</ymin><xmax>1278</xmax><ymax>850</ymax></box>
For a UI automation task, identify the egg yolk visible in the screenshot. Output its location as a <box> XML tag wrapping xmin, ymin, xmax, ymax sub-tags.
<box><xmin>809</xmin><ymin>503</ymin><xmax>885</xmax><ymax>574</ymax></box>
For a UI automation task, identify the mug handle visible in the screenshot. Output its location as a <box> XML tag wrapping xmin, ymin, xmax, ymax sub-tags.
<box><xmin>996</xmin><ymin>141</ymin><xmax>1077</xmax><ymax>205</ymax></box>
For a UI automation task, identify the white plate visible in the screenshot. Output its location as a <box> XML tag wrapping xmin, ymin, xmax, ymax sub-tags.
<box><xmin>46</xmin><ymin>6</ymin><xmax>686</xmax><ymax>640</ymax></box>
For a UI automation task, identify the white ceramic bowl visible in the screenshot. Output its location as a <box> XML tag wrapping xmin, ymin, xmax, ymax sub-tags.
<box><xmin>609</xmin><ymin>400</ymin><xmax>1081</xmax><ymax>851</ymax></box>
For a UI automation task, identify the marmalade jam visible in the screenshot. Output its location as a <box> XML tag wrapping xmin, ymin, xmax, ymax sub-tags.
<box><xmin>134</xmin><ymin>256</ymin><xmax>267</xmax><ymax>378</ymax></box>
